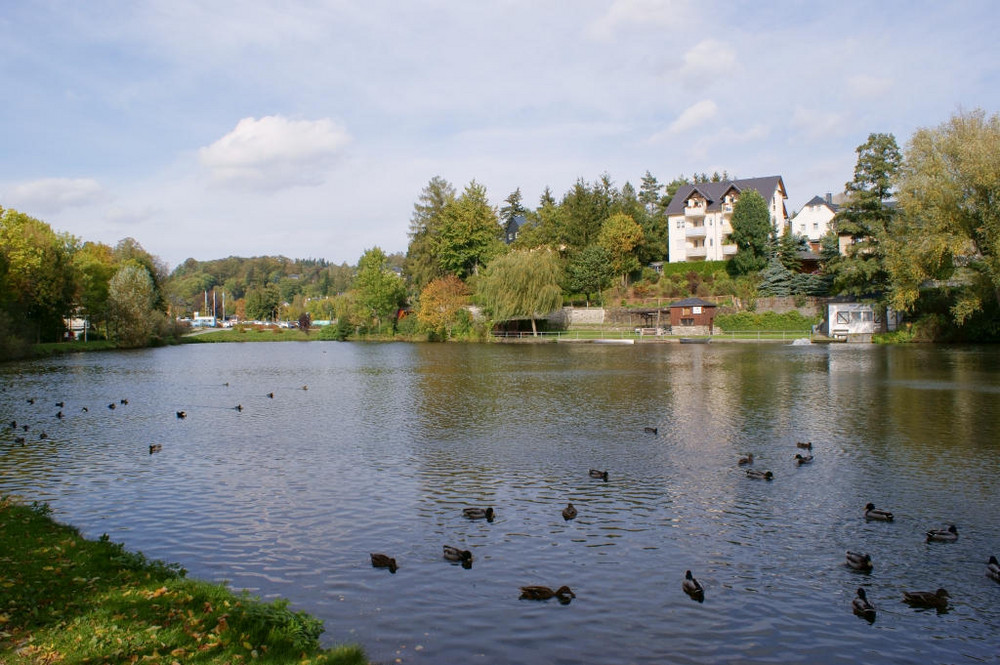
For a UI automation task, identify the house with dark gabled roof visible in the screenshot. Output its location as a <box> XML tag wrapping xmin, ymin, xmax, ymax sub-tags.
<box><xmin>665</xmin><ymin>176</ymin><xmax>788</xmax><ymax>263</ymax></box>
<box><xmin>504</xmin><ymin>215</ymin><xmax>527</xmax><ymax>244</ymax></box>
<box><xmin>792</xmin><ymin>193</ymin><xmax>840</xmax><ymax>250</ymax></box>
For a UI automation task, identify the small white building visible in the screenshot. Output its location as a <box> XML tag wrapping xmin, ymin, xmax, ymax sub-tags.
<box><xmin>820</xmin><ymin>300</ymin><xmax>901</xmax><ymax>343</ymax></box>
<box><xmin>791</xmin><ymin>194</ymin><xmax>839</xmax><ymax>250</ymax></box>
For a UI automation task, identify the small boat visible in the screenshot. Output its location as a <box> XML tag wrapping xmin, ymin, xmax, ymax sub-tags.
<box><xmin>679</xmin><ymin>337</ymin><xmax>711</xmax><ymax>344</ymax></box>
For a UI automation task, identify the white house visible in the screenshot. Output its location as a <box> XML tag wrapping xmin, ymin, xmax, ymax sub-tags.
<box><xmin>791</xmin><ymin>193</ymin><xmax>839</xmax><ymax>250</ymax></box>
<box><xmin>665</xmin><ymin>176</ymin><xmax>788</xmax><ymax>263</ymax></box>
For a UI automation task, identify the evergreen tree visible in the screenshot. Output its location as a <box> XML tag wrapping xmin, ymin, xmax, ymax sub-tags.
<box><xmin>405</xmin><ymin>176</ymin><xmax>455</xmax><ymax>291</ymax></box>
<box><xmin>758</xmin><ymin>256</ymin><xmax>793</xmax><ymax>296</ymax></box>
<box><xmin>726</xmin><ymin>190</ymin><xmax>772</xmax><ymax>276</ymax></box>
<box><xmin>437</xmin><ymin>180</ymin><xmax>504</xmax><ymax>278</ymax></box>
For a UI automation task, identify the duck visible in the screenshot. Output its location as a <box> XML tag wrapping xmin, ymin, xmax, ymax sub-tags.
<box><xmin>120</xmin><ymin>399</ymin><xmax>128</xmax><ymax>405</ymax></box>
<box><xmin>852</xmin><ymin>588</ymin><xmax>876</xmax><ymax>620</ymax></box>
<box><xmin>738</xmin><ymin>453</ymin><xmax>754</xmax><ymax>466</ymax></box>
<box><xmin>562</xmin><ymin>503</ymin><xmax>578</xmax><ymax>521</ymax></box>
<box><xmin>55</xmin><ymin>401</ymin><xmax>64</xmax><ymax>408</ymax></box>
<box><xmin>149</xmin><ymin>444</ymin><xmax>162</xmax><ymax>454</ymax></box>
<box><xmin>108</xmin><ymin>403</ymin><xmax>116</xmax><ymax>410</ymax></box>
<box><xmin>682</xmin><ymin>570</ymin><xmax>704</xmax><ymax>601</ymax></box>
<box><xmin>176</xmin><ymin>411</ymin><xmax>187</xmax><ymax>419</ymax></box>
<box><xmin>589</xmin><ymin>469</ymin><xmax>609</xmax><ymax>481</ymax></box>
<box><xmin>443</xmin><ymin>545</ymin><xmax>473</xmax><ymax>568</ymax></box>
<box><xmin>81</xmin><ymin>407</ymin><xmax>88</xmax><ymax>412</ymax></box>
<box><xmin>56</xmin><ymin>411</ymin><xmax>64</xmax><ymax>419</ymax></box>
<box><xmin>746</xmin><ymin>469</ymin><xmax>773</xmax><ymax>481</ymax></box>
<box><xmin>644</xmin><ymin>426</ymin><xmax>658</xmax><ymax>435</ymax></box>
<box><xmin>370</xmin><ymin>553</ymin><xmax>398</xmax><ymax>573</ymax></box>
<box><xmin>903</xmin><ymin>588</ymin><xmax>949</xmax><ymax>609</ymax></box>
<box><xmin>266</xmin><ymin>392</ymin><xmax>274</xmax><ymax>399</ymax></box>
<box><xmin>39</xmin><ymin>432</ymin><xmax>47</xmax><ymax>440</ymax></box>
<box><xmin>794</xmin><ymin>454</ymin><xmax>813</xmax><ymax>465</ymax></box>
<box><xmin>301</xmin><ymin>385</ymin><xmax>308</xmax><ymax>391</ymax></box>
<box><xmin>796</xmin><ymin>441</ymin><xmax>812</xmax><ymax>450</ymax></box>
<box><xmin>14</xmin><ymin>436</ymin><xmax>25</xmax><ymax>446</ymax></box>
<box><xmin>864</xmin><ymin>503</ymin><xmax>894</xmax><ymax>522</ymax></box>
<box><xmin>519</xmin><ymin>585</ymin><xmax>575</xmax><ymax>603</ymax></box>
<box><xmin>463</xmin><ymin>506</ymin><xmax>495</xmax><ymax>522</ymax></box>
<box><xmin>925</xmin><ymin>525</ymin><xmax>958</xmax><ymax>542</ymax></box>
<box><xmin>846</xmin><ymin>551</ymin><xmax>873</xmax><ymax>572</ymax></box>
<box><xmin>234</xmin><ymin>404</ymin><xmax>243</xmax><ymax>411</ymax></box>
<box><xmin>26</xmin><ymin>398</ymin><xmax>34</xmax><ymax>405</ymax></box>
<box><xmin>986</xmin><ymin>556</ymin><xmax>1000</xmax><ymax>583</ymax></box>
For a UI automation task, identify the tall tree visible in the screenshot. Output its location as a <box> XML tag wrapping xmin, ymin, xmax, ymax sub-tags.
<box><xmin>566</xmin><ymin>245</ymin><xmax>615</xmax><ymax>306</ymax></box>
<box><xmin>827</xmin><ymin>133</ymin><xmax>902</xmax><ymax>300</ymax></box>
<box><xmin>726</xmin><ymin>190</ymin><xmax>772</xmax><ymax>276</ymax></box>
<box><xmin>499</xmin><ymin>187</ymin><xmax>527</xmax><ymax>226</ymax></box>
<box><xmin>355</xmin><ymin>246</ymin><xmax>407</xmax><ymax>332</ymax></box>
<box><xmin>72</xmin><ymin>241</ymin><xmax>116</xmax><ymax>337</ymax></box>
<box><xmin>888</xmin><ymin>109</ymin><xmax>1000</xmax><ymax>323</ymax></box>
<box><xmin>405</xmin><ymin>176</ymin><xmax>455</xmax><ymax>291</ymax></box>
<box><xmin>0</xmin><ymin>207</ymin><xmax>76</xmax><ymax>342</ymax></box>
<box><xmin>244</xmin><ymin>284</ymin><xmax>281</xmax><ymax>321</ymax></box>
<box><xmin>107</xmin><ymin>262</ymin><xmax>155</xmax><ymax>347</ymax></box>
<box><xmin>476</xmin><ymin>249</ymin><xmax>563</xmax><ymax>336</ymax></box>
<box><xmin>436</xmin><ymin>180</ymin><xmax>504</xmax><ymax>278</ymax></box>
<box><xmin>597</xmin><ymin>212</ymin><xmax>644</xmax><ymax>286</ymax></box>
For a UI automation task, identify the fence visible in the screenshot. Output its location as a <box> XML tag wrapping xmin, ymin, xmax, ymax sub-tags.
<box><xmin>490</xmin><ymin>329</ymin><xmax>813</xmax><ymax>342</ymax></box>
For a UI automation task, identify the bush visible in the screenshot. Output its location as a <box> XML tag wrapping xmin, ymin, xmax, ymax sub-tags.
<box><xmin>715</xmin><ymin>310</ymin><xmax>819</xmax><ymax>331</ymax></box>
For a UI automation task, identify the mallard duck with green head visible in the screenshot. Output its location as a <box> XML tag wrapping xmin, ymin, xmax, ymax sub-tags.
<box><xmin>519</xmin><ymin>585</ymin><xmax>575</xmax><ymax>604</ymax></box>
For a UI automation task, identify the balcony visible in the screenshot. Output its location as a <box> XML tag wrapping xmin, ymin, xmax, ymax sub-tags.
<box><xmin>722</xmin><ymin>244</ymin><xmax>738</xmax><ymax>256</ymax></box>
<box><xmin>687</xmin><ymin>245</ymin><xmax>708</xmax><ymax>258</ymax></box>
<box><xmin>685</xmin><ymin>225</ymin><xmax>707</xmax><ymax>237</ymax></box>
<box><xmin>722</xmin><ymin>204</ymin><xmax>733</xmax><ymax>215</ymax></box>
<box><xmin>684</xmin><ymin>204</ymin><xmax>706</xmax><ymax>217</ymax></box>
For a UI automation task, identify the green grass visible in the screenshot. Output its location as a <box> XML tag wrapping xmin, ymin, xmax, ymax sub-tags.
<box><xmin>30</xmin><ymin>340</ymin><xmax>118</xmax><ymax>358</ymax></box>
<box><xmin>0</xmin><ymin>497</ymin><xmax>366</xmax><ymax>665</ymax></box>
<box><xmin>183</xmin><ymin>328</ymin><xmax>315</xmax><ymax>343</ymax></box>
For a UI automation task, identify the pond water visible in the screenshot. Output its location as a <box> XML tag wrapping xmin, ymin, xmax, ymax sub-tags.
<box><xmin>1</xmin><ymin>341</ymin><xmax>999</xmax><ymax>664</ymax></box>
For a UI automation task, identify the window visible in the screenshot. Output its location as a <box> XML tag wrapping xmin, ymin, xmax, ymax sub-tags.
<box><xmin>836</xmin><ymin>311</ymin><xmax>851</xmax><ymax>324</ymax></box>
<box><xmin>680</xmin><ymin>317</ymin><xmax>695</xmax><ymax>326</ymax></box>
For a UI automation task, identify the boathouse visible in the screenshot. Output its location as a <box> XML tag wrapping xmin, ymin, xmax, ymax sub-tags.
<box><xmin>668</xmin><ymin>298</ymin><xmax>717</xmax><ymax>335</ymax></box>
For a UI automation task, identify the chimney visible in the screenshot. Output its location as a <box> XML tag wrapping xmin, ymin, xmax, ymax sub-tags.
<box><xmin>825</xmin><ymin>192</ymin><xmax>833</xmax><ymax>204</ymax></box>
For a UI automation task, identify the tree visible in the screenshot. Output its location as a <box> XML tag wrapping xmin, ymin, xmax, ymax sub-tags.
<box><xmin>72</xmin><ymin>241</ymin><xmax>116</xmax><ymax>337</ymax></box>
<box><xmin>758</xmin><ymin>256</ymin><xmax>793</xmax><ymax>296</ymax></box>
<box><xmin>405</xmin><ymin>176</ymin><xmax>455</xmax><ymax>291</ymax></box>
<box><xmin>437</xmin><ymin>180</ymin><xmax>504</xmax><ymax>278</ymax></box>
<box><xmin>355</xmin><ymin>246</ymin><xmax>407</xmax><ymax>332</ymax></box>
<box><xmin>298</xmin><ymin>311</ymin><xmax>312</xmax><ymax>333</ymax></box>
<box><xmin>417</xmin><ymin>274</ymin><xmax>470</xmax><ymax>340</ymax></box>
<box><xmin>776</xmin><ymin>226</ymin><xmax>803</xmax><ymax>273</ymax></box>
<box><xmin>107</xmin><ymin>262</ymin><xmax>155</xmax><ymax>347</ymax></box>
<box><xmin>597</xmin><ymin>212</ymin><xmax>644</xmax><ymax>286</ymax></box>
<box><xmin>0</xmin><ymin>207</ymin><xmax>76</xmax><ymax>342</ymax></box>
<box><xmin>566</xmin><ymin>245</ymin><xmax>615</xmax><ymax>306</ymax></box>
<box><xmin>827</xmin><ymin>132</ymin><xmax>902</xmax><ymax>300</ymax></box>
<box><xmin>245</xmin><ymin>284</ymin><xmax>280</xmax><ymax>321</ymax></box>
<box><xmin>726</xmin><ymin>190</ymin><xmax>771</xmax><ymax>276</ymax></box>
<box><xmin>476</xmin><ymin>249</ymin><xmax>563</xmax><ymax>336</ymax></box>
<box><xmin>499</xmin><ymin>188</ymin><xmax>527</xmax><ymax>226</ymax></box>
<box><xmin>888</xmin><ymin>109</ymin><xmax>1000</xmax><ymax>323</ymax></box>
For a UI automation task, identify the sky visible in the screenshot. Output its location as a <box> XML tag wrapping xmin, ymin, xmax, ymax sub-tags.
<box><xmin>1</xmin><ymin>0</ymin><xmax>998</xmax><ymax>271</ymax></box>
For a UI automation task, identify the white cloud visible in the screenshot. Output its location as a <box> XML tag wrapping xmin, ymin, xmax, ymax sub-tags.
<box><xmin>3</xmin><ymin>178</ymin><xmax>109</xmax><ymax>215</ymax></box>
<box><xmin>586</xmin><ymin>0</ymin><xmax>689</xmax><ymax>42</ymax></box>
<box><xmin>846</xmin><ymin>74</ymin><xmax>893</xmax><ymax>99</ymax></box>
<box><xmin>654</xmin><ymin>99</ymin><xmax>718</xmax><ymax>138</ymax></box>
<box><xmin>198</xmin><ymin>115</ymin><xmax>351</xmax><ymax>190</ymax></box>
<box><xmin>790</xmin><ymin>106</ymin><xmax>848</xmax><ymax>140</ymax></box>
<box><xmin>678</xmin><ymin>39</ymin><xmax>738</xmax><ymax>82</ymax></box>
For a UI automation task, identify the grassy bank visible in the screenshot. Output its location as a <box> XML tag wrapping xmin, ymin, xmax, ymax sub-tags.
<box><xmin>0</xmin><ymin>497</ymin><xmax>366</xmax><ymax>665</ymax></box>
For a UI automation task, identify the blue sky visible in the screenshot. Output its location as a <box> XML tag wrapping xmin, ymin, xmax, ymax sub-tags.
<box><xmin>2</xmin><ymin>0</ymin><xmax>997</xmax><ymax>270</ymax></box>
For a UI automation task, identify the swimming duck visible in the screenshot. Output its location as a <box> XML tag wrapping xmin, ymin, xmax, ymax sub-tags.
<box><xmin>176</xmin><ymin>411</ymin><xmax>186</xmax><ymax>419</ymax></box>
<box><xmin>746</xmin><ymin>469</ymin><xmax>773</xmax><ymax>481</ymax></box>
<box><xmin>39</xmin><ymin>432</ymin><xmax>47</xmax><ymax>440</ymax></box>
<box><xmin>589</xmin><ymin>469</ymin><xmax>609</xmax><ymax>481</ymax></box>
<box><xmin>108</xmin><ymin>403</ymin><xmax>116</xmax><ymax>410</ymax></box>
<box><xmin>55</xmin><ymin>401</ymin><xmax>64</xmax><ymax>408</ymax></box>
<box><xmin>14</xmin><ymin>436</ymin><xmax>25</xmax><ymax>446</ymax></box>
<box><xmin>846</xmin><ymin>551</ymin><xmax>873</xmax><ymax>571</ymax></box>
<box><xmin>519</xmin><ymin>585</ymin><xmax>575</xmax><ymax>603</ymax></box>
<box><xmin>120</xmin><ymin>399</ymin><xmax>128</xmax><ymax>405</ymax></box>
<box><xmin>56</xmin><ymin>411</ymin><xmax>64</xmax><ymax>419</ymax></box>
<box><xmin>562</xmin><ymin>503</ymin><xmax>578</xmax><ymax>521</ymax></box>
<box><xmin>27</xmin><ymin>398</ymin><xmax>34</xmax><ymax>405</ymax></box>
<box><xmin>301</xmin><ymin>385</ymin><xmax>308</xmax><ymax>391</ymax></box>
<box><xmin>925</xmin><ymin>525</ymin><xmax>958</xmax><ymax>542</ymax></box>
<box><xmin>644</xmin><ymin>426</ymin><xmax>658</xmax><ymax>435</ymax></box>
<box><xmin>81</xmin><ymin>407</ymin><xmax>88</xmax><ymax>412</ymax></box>
<box><xmin>149</xmin><ymin>444</ymin><xmax>162</xmax><ymax>454</ymax></box>
<box><xmin>903</xmin><ymin>588</ymin><xmax>949</xmax><ymax>609</ymax></box>
<box><xmin>234</xmin><ymin>404</ymin><xmax>243</xmax><ymax>411</ymax></box>
<box><xmin>682</xmin><ymin>570</ymin><xmax>704</xmax><ymax>601</ymax></box>
<box><xmin>463</xmin><ymin>507</ymin><xmax>495</xmax><ymax>522</ymax></box>
<box><xmin>443</xmin><ymin>545</ymin><xmax>473</xmax><ymax>568</ymax></box>
<box><xmin>370</xmin><ymin>553</ymin><xmax>398</xmax><ymax>573</ymax></box>
<box><xmin>796</xmin><ymin>441</ymin><xmax>812</xmax><ymax>450</ymax></box>
<box><xmin>864</xmin><ymin>503</ymin><xmax>894</xmax><ymax>522</ymax></box>
<box><xmin>852</xmin><ymin>588</ymin><xmax>876</xmax><ymax>620</ymax></box>
<box><xmin>738</xmin><ymin>453</ymin><xmax>754</xmax><ymax>466</ymax></box>
<box><xmin>987</xmin><ymin>556</ymin><xmax>1000</xmax><ymax>583</ymax></box>
<box><xmin>794</xmin><ymin>454</ymin><xmax>813</xmax><ymax>465</ymax></box>
<box><xmin>267</xmin><ymin>392</ymin><xmax>274</xmax><ymax>399</ymax></box>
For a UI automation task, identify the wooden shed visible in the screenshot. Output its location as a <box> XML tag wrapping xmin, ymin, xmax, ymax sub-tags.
<box><xmin>668</xmin><ymin>297</ymin><xmax>718</xmax><ymax>334</ymax></box>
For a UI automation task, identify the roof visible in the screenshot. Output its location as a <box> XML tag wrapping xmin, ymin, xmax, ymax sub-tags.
<box><xmin>668</xmin><ymin>297</ymin><xmax>718</xmax><ymax>308</ymax></box>
<box><xmin>664</xmin><ymin>176</ymin><xmax>786</xmax><ymax>216</ymax></box>
<box><xmin>802</xmin><ymin>195</ymin><xmax>839</xmax><ymax>212</ymax></box>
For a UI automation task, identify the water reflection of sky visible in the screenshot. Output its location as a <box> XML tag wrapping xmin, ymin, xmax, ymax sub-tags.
<box><xmin>1</xmin><ymin>342</ymin><xmax>999</xmax><ymax>665</ymax></box>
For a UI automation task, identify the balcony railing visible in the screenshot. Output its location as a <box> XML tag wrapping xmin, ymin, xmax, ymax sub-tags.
<box><xmin>687</xmin><ymin>245</ymin><xmax>708</xmax><ymax>257</ymax></box>
<box><xmin>685</xmin><ymin>225</ymin><xmax>707</xmax><ymax>237</ymax></box>
<box><xmin>722</xmin><ymin>244</ymin><xmax>738</xmax><ymax>255</ymax></box>
<box><xmin>684</xmin><ymin>204</ymin><xmax>706</xmax><ymax>217</ymax></box>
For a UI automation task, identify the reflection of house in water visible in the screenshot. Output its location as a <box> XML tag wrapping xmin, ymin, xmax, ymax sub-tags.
<box><xmin>818</xmin><ymin>299</ymin><xmax>901</xmax><ymax>343</ymax></box>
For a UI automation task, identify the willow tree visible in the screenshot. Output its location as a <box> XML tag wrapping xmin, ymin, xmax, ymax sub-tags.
<box><xmin>889</xmin><ymin>109</ymin><xmax>1000</xmax><ymax>324</ymax></box>
<box><xmin>476</xmin><ymin>249</ymin><xmax>563</xmax><ymax>336</ymax></box>
<box><xmin>107</xmin><ymin>262</ymin><xmax>156</xmax><ymax>347</ymax></box>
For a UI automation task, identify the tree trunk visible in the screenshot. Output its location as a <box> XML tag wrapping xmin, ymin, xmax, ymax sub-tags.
<box><xmin>530</xmin><ymin>318</ymin><xmax>538</xmax><ymax>337</ymax></box>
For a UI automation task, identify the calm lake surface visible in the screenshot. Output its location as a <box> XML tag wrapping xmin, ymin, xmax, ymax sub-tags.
<box><xmin>2</xmin><ymin>341</ymin><xmax>998</xmax><ymax>664</ymax></box>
